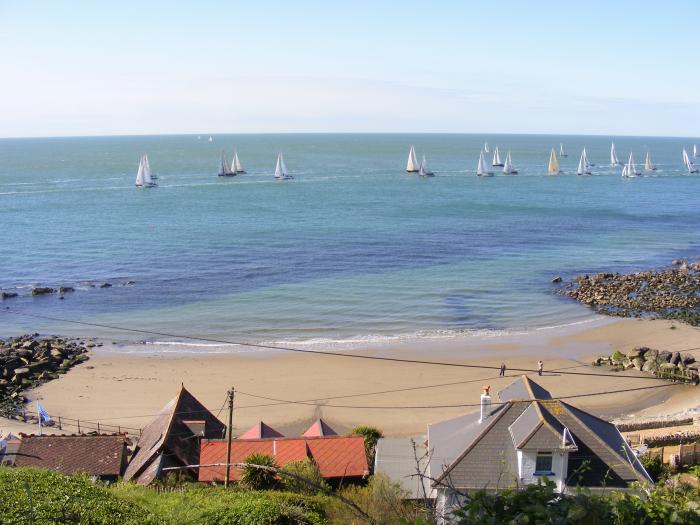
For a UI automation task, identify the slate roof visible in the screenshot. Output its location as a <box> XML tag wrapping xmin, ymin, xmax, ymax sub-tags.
<box><xmin>429</xmin><ymin>376</ymin><xmax>652</xmax><ymax>491</ymax></box>
<box><xmin>14</xmin><ymin>435</ymin><xmax>127</xmax><ymax>478</ymax></box>
<box><xmin>375</xmin><ymin>437</ymin><xmax>430</xmax><ymax>499</ymax></box>
<box><xmin>123</xmin><ymin>386</ymin><xmax>225</xmax><ymax>484</ymax></box>
<box><xmin>239</xmin><ymin>421</ymin><xmax>285</xmax><ymax>439</ymax></box>
<box><xmin>199</xmin><ymin>435</ymin><xmax>369</xmax><ymax>482</ymax></box>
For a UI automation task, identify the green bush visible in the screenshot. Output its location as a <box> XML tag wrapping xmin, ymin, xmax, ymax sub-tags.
<box><xmin>280</xmin><ymin>459</ymin><xmax>330</xmax><ymax>495</ymax></box>
<box><xmin>241</xmin><ymin>453</ymin><xmax>280</xmax><ymax>490</ymax></box>
<box><xmin>0</xmin><ymin>468</ymin><xmax>154</xmax><ymax>524</ymax></box>
<box><xmin>349</xmin><ymin>425</ymin><xmax>384</xmax><ymax>467</ymax></box>
<box><xmin>641</xmin><ymin>454</ymin><xmax>669</xmax><ymax>483</ymax></box>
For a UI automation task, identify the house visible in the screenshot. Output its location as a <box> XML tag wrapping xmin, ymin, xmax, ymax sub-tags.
<box><xmin>123</xmin><ymin>386</ymin><xmax>226</xmax><ymax>485</ymax></box>
<box><xmin>374</xmin><ymin>437</ymin><xmax>430</xmax><ymax>499</ymax></box>
<box><xmin>199</xmin><ymin>419</ymin><xmax>369</xmax><ymax>484</ymax></box>
<box><xmin>0</xmin><ymin>433</ymin><xmax>21</xmax><ymax>467</ymax></box>
<box><xmin>375</xmin><ymin>376</ymin><xmax>652</xmax><ymax>522</ymax></box>
<box><xmin>12</xmin><ymin>434</ymin><xmax>128</xmax><ymax>482</ymax></box>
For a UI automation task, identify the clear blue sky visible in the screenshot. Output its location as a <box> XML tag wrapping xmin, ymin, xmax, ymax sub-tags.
<box><xmin>1</xmin><ymin>1</ymin><xmax>698</xmax><ymax>138</ymax></box>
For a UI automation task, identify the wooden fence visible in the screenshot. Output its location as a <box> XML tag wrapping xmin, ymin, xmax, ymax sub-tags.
<box><xmin>647</xmin><ymin>443</ymin><xmax>700</xmax><ymax>465</ymax></box>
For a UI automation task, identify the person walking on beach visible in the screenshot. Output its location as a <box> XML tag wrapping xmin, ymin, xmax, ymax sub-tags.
<box><xmin>537</xmin><ymin>360</ymin><xmax>544</xmax><ymax>376</ymax></box>
<box><xmin>499</xmin><ymin>363</ymin><xmax>506</xmax><ymax>377</ymax></box>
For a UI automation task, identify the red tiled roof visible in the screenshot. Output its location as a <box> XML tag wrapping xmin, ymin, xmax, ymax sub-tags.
<box><xmin>239</xmin><ymin>421</ymin><xmax>284</xmax><ymax>439</ymax></box>
<box><xmin>302</xmin><ymin>419</ymin><xmax>338</xmax><ymax>437</ymax></box>
<box><xmin>14</xmin><ymin>434</ymin><xmax>127</xmax><ymax>477</ymax></box>
<box><xmin>199</xmin><ymin>435</ymin><xmax>368</xmax><ymax>482</ymax></box>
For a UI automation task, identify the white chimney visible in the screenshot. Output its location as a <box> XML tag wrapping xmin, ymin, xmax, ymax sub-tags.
<box><xmin>479</xmin><ymin>385</ymin><xmax>492</xmax><ymax>423</ymax></box>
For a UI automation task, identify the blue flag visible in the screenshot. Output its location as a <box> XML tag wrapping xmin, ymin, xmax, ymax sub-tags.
<box><xmin>37</xmin><ymin>402</ymin><xmax>51</xmax><ymax>424</ymax></box>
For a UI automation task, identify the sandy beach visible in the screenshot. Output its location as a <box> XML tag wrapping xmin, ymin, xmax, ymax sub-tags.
<box><xmin>3</xmin><ymin>318</ymin><xmax>700</xmax><ymax>439</ymax></box>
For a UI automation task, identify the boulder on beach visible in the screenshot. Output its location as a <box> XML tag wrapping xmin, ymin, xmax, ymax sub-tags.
<box><xmin>1</xmin><ymin>291</ymin><xmax>18</xmax><ymax>300</ymax></box>
<box><xmin>31</xmin><ymin>287</ymin><xmax>55</xmax><ymax>296</ymax></box>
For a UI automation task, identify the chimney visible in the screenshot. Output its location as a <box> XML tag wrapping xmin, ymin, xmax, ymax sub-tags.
<box><xmin>479</xmin><ymin>385</ymin><xmax>492</xmax><ymax>423</ymax></box>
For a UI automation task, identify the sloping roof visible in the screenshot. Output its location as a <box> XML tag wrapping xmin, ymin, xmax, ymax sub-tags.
<box><xmin>199</xmin><ymin>435</ymin><xmax>369</xmax><ymax>482</ymax></box>
<box><xmin>14</xmin><ymin>435</ymin><xmax>126</xmax><ymax>477</ymax></box>
<box><xmin>375</xmin><ymin>437</ymin><xmax>430</xmax><ymax>499</ymax></box>
<box><xmin>1</xmin><ymin>436</ymin><xmax>22</xmax><ymax>467</ymax></box>
<box><xmin>431</xmin><ymin>376</ymin><xmax>652</xmax><ymax>490</ymax></box>
<box><xmin>123</xmin><ymin>386</ymin><xmax>225</xmax><ymax>484</ymax></box>
<box><xmin>302</xmin><ymin>419</ymin><xmax>338</xmax><ymax>437</ymax></box>
<box><xmin>498</xmin><ymin>375</ymin><xmax>552</xmax><ymax>402</ymax></box>
<box><xmin>239</xmin><ymin>421</ymin><xmax>285</xmax><ymax>439</ymax></box>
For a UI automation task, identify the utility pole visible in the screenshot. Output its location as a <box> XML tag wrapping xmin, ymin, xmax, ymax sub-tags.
<box><xmin>224</xmin><ymin>387</ymin><xmax>235</xmax><ymax>488</ymax></box>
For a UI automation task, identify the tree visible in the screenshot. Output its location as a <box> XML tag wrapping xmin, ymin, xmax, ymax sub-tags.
<box><xmin>281</xmin><ymin>459</ymin><xmax>330</xmax><ymax>495</ymax></box>
<box><xmin>350</xmin><ymin>425</ymin><xmax>384</xmax><ymax>469</ymax></box>
<box><xmin>240</xmin><ymin>454</ymin><xmax>279</xmax><ymax>491</ymax></box>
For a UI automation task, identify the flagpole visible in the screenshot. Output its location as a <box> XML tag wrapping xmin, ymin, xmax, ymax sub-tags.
<box><xmin>37</xmin><ymin>401</ymin><xmax>42</xmax><ymax>436</ymax></box>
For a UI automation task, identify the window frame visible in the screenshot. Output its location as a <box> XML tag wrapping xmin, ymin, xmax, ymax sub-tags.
<box><xmin>534</xmin><ymin>451</ymin><xmax>554</xmax><ymax>476</ymax></box>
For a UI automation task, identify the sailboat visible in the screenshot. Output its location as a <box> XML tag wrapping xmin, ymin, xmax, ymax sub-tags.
<box><xmin>274</xmin><ymin>152</ymin><xmax>293</xmax><ymax>180</ymax></box>
<box><xmin>492</xmin><ymin>146</ymin><xmax>504</xmax><ymax>167</ymax></box>
<box><xmin>232</xmin><ymin>150</ymin><xmax>246</xmax><ymax>174</ymax></box>
<box><xmin>208</xmin><ymin>136</ymin><xmax>214</xmax><ymax>142</ymax></box>
<box><xmin>135</xmin><ymin>155</ymin><xmax>157</xmax><ymax>187</ymax></box>
<box><xmin>582</xmin><ymin>147</ymin><xmax>595</xmax><ymax>169</ymax></box>
<box><xmin>484</xmin><ymin>142</ymin><xmax>490</xmax><ymax>153</ymax></box>
<box><xmin>406</xmin><ymin>145</ymin><xmax>420</xmax><ymax>173</ymax></box>
<box><xmin>418</xmin><ymin>154</ymin><xmax>435</xmax><ymax>177</ymax></box>
<box><xmin>683</xmin><ymin>149</ymin><xmax>699</xmax><ymax>173</ymax></box>
<box><xmin>547</xmin><ymin>148</ymin><xmax>560</xmax><ymax>174</ymax></box>
<box><xmin>559</xmin><ymin>143</ymin><xmax>567</xmax><ymax>158</ymax></box>
<box><xmin>622</xmin><ymin>152</ymin><xmax>640</xmax><ymax>178</ymax></box>
<box><xmin>503</xmin><ymin>151</ymin><xmax>518</xmax><ymax>174</ymax></box>
<box><xmin>577</xmin><ymin>150</ymin><xmax>591</xmax><ymax>175</ymax></box>
<box><xmin>218</xmin><ymin>151</ymin><xmax>235</xmax><ymax>177</ymax></box>
<box><xmin>644</xmin><ymin>152</ymin><xmax>657</xmax><ymax>171</ymax></box>
<box><xmin>477</xmin><ymin>150</ymin><xmax>494</xmax><ymax>176</ymax></box>
<box><xmin>610</xmin><ymin>143</ymin><xmax>620</xmax><ymax>166</ymax></box>
<box><xmin>693</xmin><ymin>144</ymin><xmax>698</xmax><ymax>158</ymax></box>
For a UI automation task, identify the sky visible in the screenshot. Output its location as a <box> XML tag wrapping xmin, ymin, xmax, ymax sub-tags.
<box><xmin>1</xmin><ymin>1</ymin><xmax>699</xmax><ymax>138</ymax></box>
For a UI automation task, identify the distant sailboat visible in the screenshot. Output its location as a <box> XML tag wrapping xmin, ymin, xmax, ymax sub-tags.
<box><xmin>644</xmin><ymin>152</ymin><xmax>657</xmax><ymax>171</ymax></box>
<box><xmin>484</xmin><ymin>142</ymin><xmax>490</xmax><ymax>153</ymax></box>
<box><xmin>274</xmin><ymin>152</ymin><xmax>293</xmax><ymax>180</ymax></box>
<box><xmin>683</xmin><ymin>149</ymin><xmax>699</xmax><ymax>173</ymax></box>
<box><xmin>218</xmin><ymin>151</ymin><xmax>235</xmax><ymax>177</ymax></box>
<box><xmin>477</xmin><ymin>150</ymin><xmax>494</xmax><ymax>176</ymax></box>
<box><xmin>610</xmin><ymin>143</ymin><xmax>620</xmax><ymax>166</ymax></box>
<box><xmin>503</xmin><ymin>151</ymin><xmax>518</xmax><ymax>174</ymax></box>
<box><xmin>232</xmin><ymin>150</ymin><xmax>246</xmax><ymax>174</ymax></box>
<box><xmin>582</xmin><ymin>147</ymin><xmax>595</xmax><ymax>168</ymax></box>
<box><xmin>406</xmin><ymin>145</ymin><xmax>420</xmax><ymax>173</ymax></box>
<box><xmin>577</xmin><ymin>150</ymin><xmax>591</xmax><ymax>175</ymax></box>
<box><xmin>418</xmin><ymin>154</ymin><xmax>435</xmax><ymax>177</ymax></box>
<box><xmin>547</xmin><ymin>148</ymin><xmax>560</xmax><ymax>174</ymax></box>
<box><xmin>492</xmin><ymin>146</ymin><xmax>504</xmax><ymax>167</ymax></box>
<box><xmin>694</xmin><ymin>144</ymin><xmax>698</xmax><ymax>158</ymax></box>
<box><xmin>208</xmin><ymin>136</ymin><xmax>214</xmax><ymax>142</ymax></box>
<box><xmin>135</xmin><ymin>155</ymin><xmax>157</xmax><ymax>187</ymax></box>
<box><xmin>622</xmin><ymin>152</ymin><xmax>640</xmax><ymax>178</ymax></box>
<box><xmin>559</xmin><ymin>143</ymin><xmax>567</xmax><ymax>158</ymax></box>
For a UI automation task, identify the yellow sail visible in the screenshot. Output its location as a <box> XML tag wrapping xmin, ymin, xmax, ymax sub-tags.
<box><xmin>548</xmin><ymin>148</ymin><xmax>560</xmax><ymax>174</ymax></box>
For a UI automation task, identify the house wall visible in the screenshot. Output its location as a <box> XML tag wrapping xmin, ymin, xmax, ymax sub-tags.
<box><xmin>516</xmin><ymin>450</ymin><xmax>567</xmax><ymax>492</ymax></box>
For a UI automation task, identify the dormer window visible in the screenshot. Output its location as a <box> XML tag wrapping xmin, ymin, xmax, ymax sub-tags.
<box><xmin>534</xmin><ymin>452</ymin><xmax>553</xmax><ymax>475</ymax></box>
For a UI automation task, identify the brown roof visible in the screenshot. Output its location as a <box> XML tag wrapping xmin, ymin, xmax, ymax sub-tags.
<box><xmin>14</xmin><ymin>435</ymin><xmax>127</xmax><ymax>477</ymax></box>
<box><xmin>123</xmin><ymin>386</ymin><xmax>225</xmax><ymax>484</ymax></box>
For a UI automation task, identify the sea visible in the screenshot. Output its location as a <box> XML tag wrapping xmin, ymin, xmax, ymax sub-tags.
<box><xmin>1</xmin><ymin>133</ymin><xmax>699</xmax><ymax>353</ymax></box>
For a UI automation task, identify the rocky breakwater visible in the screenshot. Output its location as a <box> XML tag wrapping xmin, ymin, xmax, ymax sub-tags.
<box><xmin>556</xmin><ymin>259</ymin><xmax>700</xmax><ymax>325</ymax></box>
<box><xmin>0</xmin><ymin>334</ymin><xmax>92</xmax><ymax>416</ymax></box>
<box><xmin>593</xmin><ymin>347</ymin><xmax>700</xmax><ymax>383</ymax></box>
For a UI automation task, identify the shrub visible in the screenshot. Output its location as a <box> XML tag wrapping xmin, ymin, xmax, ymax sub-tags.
<box><xmin>349</xmin><ymin>425</ymin><xmax>384</xmax><ymax>467</ymax></box>
<box><xmin>280</xmin><ymin>459</ymin><xmax>330</xmax><ymax>495</ymax></box>
<box><xmin>641</xmin><ymin>454</ymin><xmax>670</xmax><ymax>483</ymax></box>
<box><xmin>0</xmin><ymin>468</ymin><xmax>154</xmax><ymax>524</ymax></box>
<box><xmin>241</xmin><ymin>453</ymin><xmax>280</xmax><ymax>490</ymax></box>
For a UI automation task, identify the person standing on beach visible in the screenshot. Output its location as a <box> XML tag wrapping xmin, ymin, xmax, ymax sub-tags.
<box><xmin>499</xmin><ymin>363</ymin><xmax>506</xmax><ymax>377</ymax></box>
<box><xmin>537</xmin><ymin>360</ymin><xmax>544</xmax><ymax>376</ymax></box>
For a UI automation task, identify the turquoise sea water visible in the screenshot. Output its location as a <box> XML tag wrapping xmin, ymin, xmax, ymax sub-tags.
<box><xmin>1</xmin><ymin>134</ymin><xmax>699</xmax><ymax>350</ymax></box>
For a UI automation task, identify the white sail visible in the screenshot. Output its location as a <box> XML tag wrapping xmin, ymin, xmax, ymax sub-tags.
<box><xmin>621</xmin><ymin>164</ymin><xmax>628</xmax><ymax>177</ymax></box>
<box><xmin>208</xmin><ymin>136</ymin><xmax>213</xmax><ymax>142</ymax></box>
<box><xmin>684</xmin><ymin>149</ymin><xmax>699</xmax><ymax>173</ymax></box>
<box><xmin>610</xmin><ymin>143</ymin><xmax>620</xmax><ymax>166</ymax></box>
<box><xmin>233</xmin><ymin>151</ymin><xmax>244</xmax><ymax>173</ymax></box>
<box><xmin>143</xmin><ymin>154</ymin><xmax>155</xmax><ymax>185</ymax></box>
<box><xmin>577</xmin><ymin>150</ymin><xmax>589</xmax><ymax>175</ymax></box>
<box><xmin>559</xmin><ymin>143</ymin><xmax>567</xmax><ymax>158</ymax></box>
<box><xmin>492</xmin><ymin>146</ymin><xmax>503</xmax><ymax>166</ymax></box>
<box><xmin>477</xmin><ymin>150</ymin><xmax>493</xmax><ymax>176</ymax></box>
<box><xmin>625</xmin><ymin>152</ymin><xmax>639</xmax><ymax>177</ymax></box>
<box><xmin>135</xmin><ymin>156</ymin><xmax>145</xmax><ymax>186</ymax></box>
<box><xmin>484</xmin><ymin>142</ymin><xmax>490</xmax><ymax>153</ymax></box>
<box><xmin>406</xmin><ymin>145</ymin><xmax>419</xmax><ymax>172</ymax></box>
<box><xmin>274</xmin><ymin>152</ymin><xmax>292</xmax><ymax>179</ymax></box>
<box><xmin>644</xmin><ymin>152</ymin><xmax>656</xmax><ymax>171</ymax></box>
<box><xmin>503</xmin><ymin>151</ymin><xmax>517</xmax><ymax>174</ymax></box>
<box><xmin>694</xmin><ymin>144</ymin><xmax>698</xmax><ymax>158</ymax></box>
<box><xmin>219</xmin><ymin>151</ymin><xmax>231</xmax><ymax>175</ymax></box>
<box><xmin>548</xmin><ymin>148</ymin><xmax>560</xmax><ymax>174</ymax></box>
<box><xmin>419</xmin><ymin>154</ymin><xmax>434</xmax><ymax>177</ymax></box>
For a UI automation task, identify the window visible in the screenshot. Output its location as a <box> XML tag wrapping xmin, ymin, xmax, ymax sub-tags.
<box><xmin>534</xmin><ymin>452</ymin><xmax>553</xmax><ymax>475</ymax></box>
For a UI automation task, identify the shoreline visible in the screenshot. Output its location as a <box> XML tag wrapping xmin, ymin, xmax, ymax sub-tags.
<box><xmin>3</xmin><ymin>317</ymin><xmax>700</xmax><ymax>438</ymax></box>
